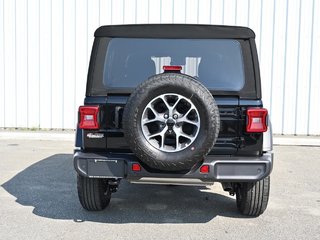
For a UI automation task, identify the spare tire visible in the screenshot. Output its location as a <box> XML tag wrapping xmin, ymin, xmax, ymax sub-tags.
<box><xmin>123</xmin><ymin>73</ymin><xmax>220</xmax><ymax>171</ymax></box>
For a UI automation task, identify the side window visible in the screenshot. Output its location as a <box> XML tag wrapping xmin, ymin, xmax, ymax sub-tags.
<box><xmin>151</xmin><ymin>57</ymin><xmax>201</xmax><ymax>78</ymax></box>
<box><xmin>151</xmin><ymin>57</ymin><xmax>171</xmax><ymax>74</ymax></box>
<box><xmin>183</xmin><ymin>57</ymin><xmax>201</xmax><ymax>77</ymax></box>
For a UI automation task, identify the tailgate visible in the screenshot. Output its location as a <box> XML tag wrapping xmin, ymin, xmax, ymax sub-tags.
<box><xmin>104</xmin><ymin>96</ymin><xmax>242</xmax><ymax>155</ymax></box>
<box><xmin>81</xmin><ymin>95</ymin><xmax>264</xmax><ymax>156</ymax></box>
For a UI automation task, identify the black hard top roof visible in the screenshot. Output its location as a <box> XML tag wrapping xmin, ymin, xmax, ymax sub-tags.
<box><xmin>94</xmin><ymin>24</ymin><xmax>255</xmax><ymax>39</ymax></box>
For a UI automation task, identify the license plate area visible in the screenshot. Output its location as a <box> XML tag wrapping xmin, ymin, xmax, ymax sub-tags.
<box><xmin>87</xmin><ymin>158</ymin><xmax>125</xmax><ymax>178</ymax></box>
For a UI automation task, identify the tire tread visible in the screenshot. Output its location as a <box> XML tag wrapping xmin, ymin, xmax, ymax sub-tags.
<box><xmin>77</xmin><ymin>175</ymin><xmax>111</xmax><ymax>211</ymax></box>
<box><xmin>236</xmin><ymin>176</ymin><xmax>270</xmax><ymax>216</ymax></box>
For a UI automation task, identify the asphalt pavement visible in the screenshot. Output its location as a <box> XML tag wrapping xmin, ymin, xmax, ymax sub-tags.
<box><xmin>0</xmin><ymin>136</ymin><xmax>319</xmax><ymax>240</ymax></box>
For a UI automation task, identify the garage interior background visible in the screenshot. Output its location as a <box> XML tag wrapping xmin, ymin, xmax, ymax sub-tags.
<box><xmin>0</xmin><ymin>0</ymin><xmax>319</xmax><ymax>135</ymax></box>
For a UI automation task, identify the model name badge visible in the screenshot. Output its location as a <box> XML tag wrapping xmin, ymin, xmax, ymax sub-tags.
<box><xmin>86</xmin><ymin>133</ymin><xmax>104</xmax><ymax>139</ymax></box>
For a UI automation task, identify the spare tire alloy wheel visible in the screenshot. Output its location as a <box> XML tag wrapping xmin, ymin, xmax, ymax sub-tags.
<box><xmin>141</xmin><ymin>93</ymin><xmax>200</xmax><ymax>152</ymax></box>
<box><xmin>123</xmin><ymin>73</ymin><xmax>220</xmax><ymax>171</ymax></box>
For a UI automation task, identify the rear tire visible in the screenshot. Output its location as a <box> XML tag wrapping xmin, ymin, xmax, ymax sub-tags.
<box><xmin>77</xmin><ymin>175</ymin><xmax>111</xmax><ymax>211</ymax></box>
<box><xmin>236</xmin><ymin>176</ymin><xmax>270</xmax><ymax>216</ymax></box>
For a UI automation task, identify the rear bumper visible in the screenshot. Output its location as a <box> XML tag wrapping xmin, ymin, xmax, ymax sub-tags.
<box><xmin>74</xmin><ymin>151</ymin><xmax>273</xmax><ymax>183</ymax></box>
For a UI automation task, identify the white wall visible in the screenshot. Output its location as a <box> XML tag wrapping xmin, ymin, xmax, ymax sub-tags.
<box><xmin>0</xmin><ymin>0</ymin><xmax>319</xmax><ymax>134</ymax></box>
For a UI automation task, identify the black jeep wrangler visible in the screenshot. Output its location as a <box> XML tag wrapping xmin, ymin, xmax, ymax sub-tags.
<box><xmin>74</xmin><ymin>24</ymin><xmax>273</xmax><ymax>216</ymax></box>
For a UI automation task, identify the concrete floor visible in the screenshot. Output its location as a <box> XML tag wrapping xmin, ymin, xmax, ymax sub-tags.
<box><xmin>0</xmin><ymin>138</ymin><xmax>319</xmax><ymax>240</ymax></box>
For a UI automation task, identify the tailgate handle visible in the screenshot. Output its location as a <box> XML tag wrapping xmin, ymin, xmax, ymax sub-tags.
<box><xmin>114</xmin><ymin>106</ymin><xmax>123</xmax><ymax>129</ymax></box>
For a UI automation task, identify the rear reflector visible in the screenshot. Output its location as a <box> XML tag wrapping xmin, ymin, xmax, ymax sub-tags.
<box><xmin>132</xmin><ymin>163</ymin><xmax>141</xmax><ymax>172</ymax></box>
<box><xmin>79</xmin><ymin>106</ymin><xmax>99</xmax><ymax>129</ymax></box>
<box><xmin>246</xmin><ymin>108</ymin><xmax>268</xmax><ymax>133</ymax></box>
<box><xmin>200</xmin><ymin>165</ymin><xmax>210</xmax><ymax>174</ymax></box>
<box><xmin>163</xmin><ymin>65</ymin><xmax>182</xmax><ymax>71</ymax></box>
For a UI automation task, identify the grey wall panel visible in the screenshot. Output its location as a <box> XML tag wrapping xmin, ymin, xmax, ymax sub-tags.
<box><xmin>0</xmin><ymin>0</ymin><xmax>319</xmax><ymax>135</ymax></box>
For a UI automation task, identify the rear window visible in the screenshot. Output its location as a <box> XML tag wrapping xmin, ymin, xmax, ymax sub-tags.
<box><xmin>103</xmin><ymin>38</ymin><xmax>245</xmax><ymax>91</ymax></box>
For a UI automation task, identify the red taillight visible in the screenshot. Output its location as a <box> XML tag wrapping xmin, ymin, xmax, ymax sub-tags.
<box><xmin>79</xmin><ymin>106</ymin><xmax>99</xmax><ymax>129</ymax></box>
<box><xmin>132</xmin><ymin>163</ymin><xmax>141</xmax><ymax>172</ymax></box>
<box><xmin>246</xmin><ymin>108</ymin><xmax>268</xmax><ymax>133</ymax></box>
<box><xmin>200</xmin><ymin>165</ymin><xmax>210</xmax><ymax>174</ymax></box>
<box><xmin>163</xmin><ymin>65</ymin><xmax>182</xmax><ymax>71</ymax></box>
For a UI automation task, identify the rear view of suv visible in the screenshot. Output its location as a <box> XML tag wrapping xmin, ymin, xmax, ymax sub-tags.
<box><xmin>74</xmin><ymin>24</ymin><xmax>273</xmax><ymax>216</ymax></box>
